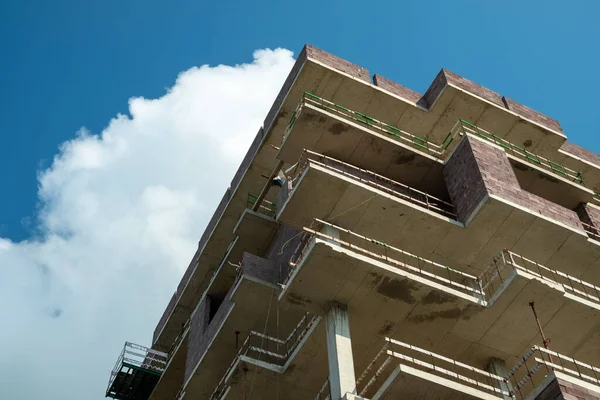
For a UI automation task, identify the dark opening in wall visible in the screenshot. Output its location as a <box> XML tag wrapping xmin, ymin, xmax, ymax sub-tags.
<box><xmin>208</xmin><ymin>294</ymin><xmax>225</xmax><ymax>324</ymax></box>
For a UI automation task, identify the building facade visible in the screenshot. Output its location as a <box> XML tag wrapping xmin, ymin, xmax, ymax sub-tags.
<box><xmin>106</xmin><ymin>44</ymin><xmax>600</xmax><ymax>400</ymax></box>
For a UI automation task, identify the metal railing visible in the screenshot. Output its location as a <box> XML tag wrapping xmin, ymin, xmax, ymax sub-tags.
<box><xmin>449</xmin><ymin>120</ymin><xmax>584</xmax><ymax>185</ymax></box>
<box><xmin>210</xmin><ymin>313</ymin><xmax>320</xmax><ymax>399</ymax></box>
<box><xmin>478</xmin><ymin>249</ymin><xmax>600</xmax><ymax>307</ymax></box>
<box><xmin>290</xmin><ymin>150</ymin><xmax>457</xmax><ymax>219</ymax></box>
<box><xmin>506</xmin><ymin>346</ymin><xmax>600</xmax><ymax>398</ymax></box>
<box><xmin>282</xmin><ymin>93</ymin><xmax>586</xmax><ymax>188</ymax></box>
<box><xmin>356</xmin><ymin>337</ymin><xmax>510</xmax><ymax>398</ymax></box>
<box><xmin>358</xmin><ymin>338</ymin><xmax>600</xmax><ymax>399</ymax></box>
<box><xmin>581</xmin><ymin>220</ymin><xmax>600</xmax><ymax>242</ymax></box>
<box><xmin>283</xmin><ymin>92</ymin><xmax>445</xmax><ymax>157</ymax></box>
<box><xmin>106</xmin><ymin>342</ymin><xmax>168</xmax><ymax>394</ymax></box>
<box><xmin>313</xmin><ymin>378</ymin><xmax>331</xmax><ymax>400</ymax></box>
<box><xmin>283</xmin><ymin>218</ymin><xmax>484</xmax><ymax>302</ymax></box>
<box><xmin>247</xmin><ymin>193</ymin><xmax>276</xmax><ymax>217</ymax></box>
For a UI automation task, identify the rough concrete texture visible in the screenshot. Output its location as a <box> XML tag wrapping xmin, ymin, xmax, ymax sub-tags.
<box><xmin>445</xmin><ymin>135</ymin><xmax>584</xmax><ymax>231</ymax></box>
<box><xmin>184</xmin><ymin>296</ymin><xmax>210</xmax><ymax>383</ymax></box>
<box><xmin>534</xmin><ymin>376</ymin><xmax>600</xmax><ymax>400</ymax></box>
<box><xmin>276</xmin><ymin>178</ymin><xmax>292</xmax><ymax>217</ymax></box>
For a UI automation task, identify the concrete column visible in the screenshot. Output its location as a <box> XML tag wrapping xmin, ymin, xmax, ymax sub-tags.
<box><xmin>321</xmin><ymin>223</ymin><xmax>341</xmax><ymax>246</ymax></box>
<box><xmin>326</xmin><ymin>303</ymin><xmax>356</xmax><ymax>400</ymax></box>
<box><xmin>485</xmin><ymin>358</ymin><xmax>512</xmax><ymax>399</ymax></box>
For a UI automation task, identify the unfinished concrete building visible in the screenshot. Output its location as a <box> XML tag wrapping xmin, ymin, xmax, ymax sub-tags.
<box><xmin>106</xmin><ymin>45</ymin><xmax>600</xmax><ymax>400</ymax></box>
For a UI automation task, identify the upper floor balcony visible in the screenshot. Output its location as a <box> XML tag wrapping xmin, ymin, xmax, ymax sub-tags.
<box><xmin>278</xmin><ymin>218</ymin><xmax>600</xmax><ymax>368</ymax></box>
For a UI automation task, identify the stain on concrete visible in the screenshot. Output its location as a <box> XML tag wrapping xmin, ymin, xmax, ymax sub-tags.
<box><xmin>318</xmin><ymin>116</ymin><xmax>326</xmax><ymax>123</ymax></box>
<box><xmin>329</xmin><ymin>122</ymin><xmax>347</xmax><ymax>135</ymax></box>
<box><xmin>460</xmin><ymin>304</ymin><xmax>481</xmax><ymax>321</ymax></box>
<box><xmin>513</xmin><ymin>162</ymin><xmax>530</xmax><ymax>172</ymax></box>
<box><xmin>407</xmin><ymin>307</ymin><xmax>462</xmax><ymax>323</ymax></box>
<box><xmin>523</xmin><ymin>139</ymin><xmax>533</xmax><ymax>148</ymax></box>
<box><xmin>378</xmin><ymin>321</ymin><xmax>395</xmax><ymax>335</ymax></box>
<box><xmin>287</xmin><ymin>292</ymin><xmax>312</xmax><ymax>306</ymax></box>
<box><xmin>395</xmin><ymin>152</ymin><xmax>416</xmax><ymax>165</ymax></box>
<box><xmin>286</xmin><ymin>363</ymin><xmax>296</xmax><ymax>373</ymax></box>
<box><xmin>538</xmin><ymin>173</ymin><xmax>560</xmax><ymax>183</ymax></box>
<box><xmin>421</xmin><ymin>290</ymin><xmax>455</xmax><ymax>305</ymax></box>
<box><xmin>376</xmin><ymin>277</ymin><xmax>418</xmax><ymax>304</ymax></box>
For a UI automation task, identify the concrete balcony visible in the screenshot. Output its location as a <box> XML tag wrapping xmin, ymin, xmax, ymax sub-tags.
<box><xmin>176</xmin><ymin>252</ymin><xmax>305</xmax><ymax>400</ymax></box>
<box><xmin>277</xmin><ymin>219</ymin><xmax>600</xmax><ymax>371</ymax></box>
<box><xmin>356</xmin><ymin>338</ymin><xmax>600</xmax><ymax>399</ymax></box>
<box><xmin>210</xmin><ymin>313</ymin><xmax>323</xmax><ymax>400</ymax></box>
<box><xmin>357</xmin><ymin>337</ymin><xmax>600</xmax><ymax>400</ymax></box>
<box><xmin>276</xmin><ymin>148</ymin><xmax>600</xmax><ymax>281</ymax></box>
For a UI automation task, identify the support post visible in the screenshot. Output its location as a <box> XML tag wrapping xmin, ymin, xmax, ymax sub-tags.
<box><xmin>326</xmin><ymin>303</ymin><xmax>356</xmax><ymax>400</ymax></box>
<box><xmin>485</xmin><ymin>357</ymin><xmax>513</xmax><ymax>399</ymax></box>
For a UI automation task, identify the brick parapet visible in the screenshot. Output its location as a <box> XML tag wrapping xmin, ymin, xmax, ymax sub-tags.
<box><xmin>444</xmin><ymin>135</ymin><xmax>584</xmax><ymax>231</ymax></box>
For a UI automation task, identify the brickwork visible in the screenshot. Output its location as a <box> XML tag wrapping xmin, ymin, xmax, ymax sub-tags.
<box><xmin>184</xmin><ymin>285</ymin><xmax>234</xmax><ymax>384</ymax></box>
<box><xmin>419</xmin><ymin>69</ymin><xmax>448</xmax><ymax>109</ymax></box>
<box><xmin>561</xmin><ymin>141</ymin><xmax>600</xmax><ymax>170</ymax></box>
<box><xmin>372</xmin><ymin>74</ymin><xmax>421</xmax><ymax>104</ymax></box>
<box><xmin>276</xmin><ymin>177</ymin><xmax>292</xmax><ymax>217</ymax></box>
<box><xmin>184</xmin><ymin>296</ymin><xmax>211</xmax><ymax>383</ymax></box>
<box><xmin>443</xmin><ymin>138</ymin><xmax>489</xmax><ymax>224</ymax></box>
<box><xmin>242</xmin><ymin>252</ymin><xmax>278</xmax><ymax>285</ymax></box>
<box><xmin>154</xmin><ymin>188</ymin><xmax>232</xmax><ymax>346</ymax></box>
<box><xmin>305</xmin><ymin>44</ymin><xmax>370</xmax><ymax>83</ymax></box>
<box><xmin>534</xmin><ymin>376</ymin><xmax>600</xmax><ymax>400</ymax></box>
<box><xmin>265</xmin><ymin>223</ymin><xmax>303</xmax><ymax>284</ymax></box>
<box><xmin>444</xmin><ymin>69</ymin><xmax>505</xmax><ymax>108</ymax></box>
<box><xmin>444</xmin><ymin>135</ymin><xmax>584</xmax><ymax>230</ymax></box>
<box><xmin>503</xmin><ymin>96</ymin><xmax>563</xmax><ymax>134</ymax></box>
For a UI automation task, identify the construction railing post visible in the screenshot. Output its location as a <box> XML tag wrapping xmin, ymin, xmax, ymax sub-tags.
<box><xmin>326</xmin><ymin>303</ymin><xmax>356</xmax><ymax>400</ymax></box>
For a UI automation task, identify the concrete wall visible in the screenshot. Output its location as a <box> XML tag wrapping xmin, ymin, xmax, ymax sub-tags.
<box><xmin>534</xmin><ymin>376</ymin><xmax>600</xmax><ymax>400</ymax></box>
<box><xmin>264</xmin><ymin>223</ymin><xmax>303</xmax><ymax>284</ymax></box>
<box><xmin>184</xmin><ymin>296</ymin><xmax>211</xmax><ymax>383</ymax></box>
<box><xmin>276</xmin><ymin>178</ymin><xmax>292</xmax><ymax>217</ymax></box>
<box><xmin>444</xmin><ymin>135</ymin><xmax>584</xmax><ymax>231</ymax></box>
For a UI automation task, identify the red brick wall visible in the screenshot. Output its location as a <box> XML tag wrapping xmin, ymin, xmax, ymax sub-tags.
<box><xmin>305</xmin><ymin>45</ymin><xmax>370</xmax><ymax>83</ymax></box>
<box><xmin>561</xmin><ymin>141</ymin><xmax>600</xmax><ymax>171</ymax></box>
<box><xmin>372</xmin><ymin>74</ymin><xmax>421</xmax><ymax>104</ymax></box>
<box><xmin>444</xmin><ymin>135</ymin><xmax>583</xmax><ymax>231</ymax></box>
<box><xmin>534</xmin><ymin>376</ymin><xmax>600</xmax><ymax>399</ymax></box>
<box><xmin>443</xmin><ymin>137</ymin><xmax>490</xmax><ymax>224</ymax></box>
<box><xmin>184</xmin><ymin>296</ymin><xmax>211</xmax><ymax>383</ymax></box>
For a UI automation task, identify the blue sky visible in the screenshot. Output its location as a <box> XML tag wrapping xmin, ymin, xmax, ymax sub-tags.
<box><xmin>1</xmin><ymin>0</ymin><xmax>600</xmax><ymax>241</ymax></box>
<box><xmin>1</xmin><ymin>1</ymin><xmax>600</xmax><ymax>400</ymax></box>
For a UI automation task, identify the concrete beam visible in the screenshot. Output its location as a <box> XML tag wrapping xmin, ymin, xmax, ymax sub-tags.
<box><xmin>326</xmin><ymin>303</ymin><xmax>357</xmax><ymax>400</ymax></box>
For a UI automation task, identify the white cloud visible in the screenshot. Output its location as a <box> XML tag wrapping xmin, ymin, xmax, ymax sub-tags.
<box><xmin>0</xmin><ymin>48</ymin><xmax>295</xmax><ymax>400</ymax></box>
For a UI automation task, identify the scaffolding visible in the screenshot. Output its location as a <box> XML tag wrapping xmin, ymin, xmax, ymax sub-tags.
<box><xmin>106</xmin><ymin>342</ymin><xmax>168</xmax><ymax>400</ymax></box>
